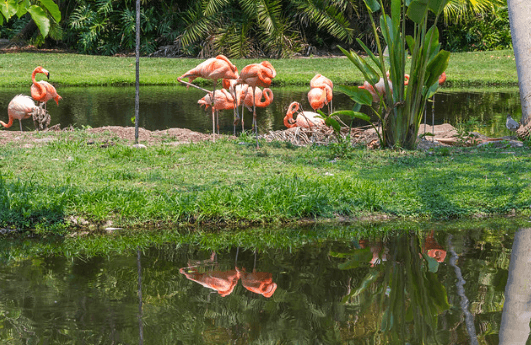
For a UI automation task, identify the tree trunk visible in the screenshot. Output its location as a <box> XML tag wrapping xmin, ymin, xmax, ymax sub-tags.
<box><xmin>507</xmin><ymin>0</ymin><xmax>531</xmax><ymax>126</ymax></box>
<box><xmin>499</xmin><ymin>227</ymin><xmax>531</xmax><ymax>344</ymax></box>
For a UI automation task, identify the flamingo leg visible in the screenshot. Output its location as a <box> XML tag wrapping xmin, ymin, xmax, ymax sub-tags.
<box><xmin>252</xmin><ymin>87</ymin><xmax>259</xmax><ymax>149</ymax></box>
<box><xmin>241</xmin><ymin>103</ymin><xmax>245</xmax><ymax>133</ymax></box>
<box><xmin>19</xmin><ymin>119</ymin><xmax>23</xmax><ymax>132</ymax></box>
<box><xmin>211</xmin><ymin>81</ymin><xmax>217</xmax><ymax>142</ymax></box>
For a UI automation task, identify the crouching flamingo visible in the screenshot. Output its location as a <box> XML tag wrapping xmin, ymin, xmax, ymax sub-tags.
<box><xmin>283</xmin><ymin>101</ymin><xmax>325</xmax><ymax>129</ymax></box>
<box><xmin>1</xmin><ymin>94</ymin><xmax>39</xmax><ymax>131</ymax></box>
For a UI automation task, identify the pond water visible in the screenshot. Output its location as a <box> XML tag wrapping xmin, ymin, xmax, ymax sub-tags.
<box><xmin>0</xmin><ymin>222</ymin><xmax>529</xmax><ymax>344</ymax></box>
<box><xmin>0</xmin><ymin>86</ymin><xmax>522</xmax><ymax>138</ymax></box>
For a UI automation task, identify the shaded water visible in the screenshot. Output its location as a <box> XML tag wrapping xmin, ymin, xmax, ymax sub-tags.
<box><xmin>0</xmin><ymin>86</ymin><xmax>522</xmax><ymax>138</ymax></box>
<box><xmin>0</xmin><ymin>222</ymin><xmax>529</xmax><ymax>344</ymax></box>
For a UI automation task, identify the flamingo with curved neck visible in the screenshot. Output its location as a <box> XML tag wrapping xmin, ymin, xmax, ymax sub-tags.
<box><xmin>30</xmin><ymin>66</ymin><xmax>62</xmax><ymax>109</ymax></box>
<box><xmin>283</xmin><ymin>101</ymin><xmax>325</xmax><ymax>129</ymax></box>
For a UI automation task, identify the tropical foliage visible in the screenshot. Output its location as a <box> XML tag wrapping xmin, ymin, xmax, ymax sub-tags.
<box><xmin>333</xmin><ymin>0</ymin><xmax>450</xmax><ymax>149</ymax></box>
<box><xmin>0</xmin><ymin>0</ymin><xmax>508</xmax><ymax>56</ymax></box>
<box><xmin>0</xmin><ymin>0</ymin><xmax>61</xmax><ymax>38</ymax></box>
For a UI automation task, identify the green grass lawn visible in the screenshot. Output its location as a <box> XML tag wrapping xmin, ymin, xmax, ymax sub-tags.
<box><xmin>0</xmin><ymin>50</ymin><xmax>518</xmax><ymax>87</ymax></box>
<box><xmin>0</xmin><ymin>129</ymin><xmax>530</xmax><ymax>234</ymax></box>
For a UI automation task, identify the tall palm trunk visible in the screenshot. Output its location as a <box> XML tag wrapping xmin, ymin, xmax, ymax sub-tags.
<box><xmin>507</xmin><ymin>0</ymin><xmax>531</xmax><ymax>126</ymax></box>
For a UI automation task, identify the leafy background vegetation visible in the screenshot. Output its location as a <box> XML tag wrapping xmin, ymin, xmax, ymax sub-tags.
<box><xmin>1</xmin><ymin>0</ymin><xmax>511</xmax><ymax>57</ymax></box>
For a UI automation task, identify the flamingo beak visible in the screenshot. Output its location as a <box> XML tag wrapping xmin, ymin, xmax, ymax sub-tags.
<box><xmin>46</xmin><ymin>72</ymin><xmax>50</xmax><ymax>79</ymax></box>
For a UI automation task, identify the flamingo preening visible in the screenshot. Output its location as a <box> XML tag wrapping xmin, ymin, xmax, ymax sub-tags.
<box><xmin>236</xmin><ymin>61</ymin><xmax>276</xmax><ymax>136</ymax></box>
<box><xmin>283</xmin><ymin>101</ymin><xmax>325</xmax><ymax>129</ymax></box>
<box><xmin>235</xmin><ymin>267</ymin><xmax>277</xmax><ymax>298</ymax></box>
<box><xmin>308</xmin><ymin>74</ymin><xmax>333</xmax><ymax>113</ymax></box>
<box><xmin>178</xmin><ymin>55</ymin><xmax>239</xmax><ymax>141</ymax></box>
<box><xmin>1</xmin><ymin>94</ymin><xmax>39</xmax><ymax>131</ymax></box>
<box><xmin>197</xmin><ymin>89</ymin><xmax>238</xmax><ymax>134</ymax></box>
<box><xmin>30</xmin><ymin>66</ymin><xmax>62</xmax><ymax>110</ymax></box>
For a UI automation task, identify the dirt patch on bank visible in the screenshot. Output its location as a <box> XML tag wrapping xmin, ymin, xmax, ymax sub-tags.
<box><xmin>0</xmin><ymin>124</ymin><xmax>522</xmax><ymax>149</ymax></box>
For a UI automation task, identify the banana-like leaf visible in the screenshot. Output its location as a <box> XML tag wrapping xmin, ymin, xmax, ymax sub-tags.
<box><xmin>406</xmin><ymin>35</ymin><xmax>415</xmax><ymax>54</ymax></box>
<box><xmin>428</xmin><ymin>0</ymin><xmax>449</xmax><ymax>14</ymax></box>
<box><xmin>338</xmin><ymin>46</ymin><xmax>380</xmax><ymax>85</ymax></box>
<box><xmin>341</xmin><ymin>270</ymin><xmax>381</xmax><ymax>303</ymax></box>
<box><xmin>391</xmin><ymin>0</ymin><xmax>401</xmax><ymax>32</ymax></box>
<box><xmin>406</xmin><ymin>0</ymin><xmax>428</xmax><ymax>24</ymax></box>
<box><xmin>0</xmin><ymin>0</ymin><xmax>17</xmax><ymax>20</ymax></box>
<box><xmin>0</xmin><ymin>13</ymin><xmax>2</xmax><ymax>24</ymax></box>
<box><xmin>336</xmin><ymin>248</ymin><xmax>373</xmax><ymax>269</ymax></box>
<box><xmin>423</xmin><ymin>26</ymin><xmax>440</xmax><ymax>59</ymax></box>
<box><xmin>331</xmin><ymin>110</ymin><xmax>371</xmax><ymax>122</ymax></box>
<box><xmin>324</xmin><ymin>116</ymin><xmax>341</xmax><ymax>133</ymax></box>
<box><xmin>362</xmin><ymin>0</ymin><xmax>380</xmax><ymax>13</ymax></box>
<box><xmin>356</xmin><ymin>38</ymin><xmax>381</xmax><ymax>68</ymax></box>
<box><xmin>39</xmin><ymin>0</ymin><xmax>61</xmax><ymax>22</ymax></box>
<box><xmin>425</xmin><ymin>50</ymin><xmax>450</xmax><ymax>88</ymax></box>
<box><xmin>28</xmin><ymin>5</ymin><xmax>50</xmax><ymax>37</ymax></box>
<box><xmin>337</xmin><ymin>85</ymin><xmax>373</xmax><ymax>106</ymax></box>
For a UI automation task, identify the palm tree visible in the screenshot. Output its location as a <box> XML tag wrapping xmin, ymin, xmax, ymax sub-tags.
<box><xmin>507</xmin><ymin>0</ymin><xmax>531</xmax><ymax>127</ymax></box>
<box><xmin>180</xmin><ymin>0</ymin><xmax>353</xmax><ymax>58</ymax></box>
<box><xmin>443</xmin><ymin>0</ymin><xmax>506</xmax><ymax>23</ymax></box>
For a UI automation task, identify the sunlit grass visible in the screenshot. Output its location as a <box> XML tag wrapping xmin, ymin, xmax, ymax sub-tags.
<box><xmin>0</xmin><ymin>50</ymin><xmax>518</xmax><ymax>88</ymax></box>
<box><xmin>0</xmin><ymin>130</ymin><xmax>530</xmax><ymax>234</ymax></box>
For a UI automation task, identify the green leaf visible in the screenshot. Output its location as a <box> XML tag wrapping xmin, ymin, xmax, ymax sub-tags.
<box><xmin>391</xmin><ymin>0</ymin><xmax>401</xmax><ymax>33</ymax></box>
<box><xmin>337</xmin><ymin>85</ymin><xmax>373</xmax><ymax>106</ymax></box>
<box><xmin>362</xmin><ymin>0</ymin><xmax>380</xmax><ymax>13</ymax></box>
<box><xmin>27</xmin><ymin>5</ymin><xmax>50</xmax><ymax>37</ymax></box>
<box><xmin>0</xmin><ymin>0</ymin><xmax>17</xmax><ymax>20</ymax></box>
<box><xmin>425</xmin><ymin>50</ymin><xmax>450</xmax><ymax>88</ymax></box>
<box><xmin>356</xmin><ymin>38</ymin><xmax>381</xmax><ymax>68</ymax></box>
<box><xmin>406</xmin><ymin>0</ymin><xmax>427</xmax><ymax>24</ymax></box>
<box><xmin>39</xmin><ymin>0</ymin><xmax>61</xmax><ymax>22</ymax></box>
<box><xmin>0</xmin><ymin>13</ymin><xmax>3</xmax><ymax>25</ymax></box>
<box><xmin>406</xmin><ymin>35</ymin><xmax>415</xmax><ymax>54</ymax></box>
<box><xmin>427</xmin><ymin>0</ymin><xmax>449</xmax><ymax>14</ymax></box>
<box><xmin>331</xmin><ymin>110</ymin><xmax>371</xmax><ymax>122</ymax></box>
<box><xmin>324</xmin><ymin>116</ymin><xmax>341</xmax><ymax>133</ymax></box>
<box><xmin>338</xmin><ymin>46</ymin><xmax>379</xmax><ymax>85</ymax></box>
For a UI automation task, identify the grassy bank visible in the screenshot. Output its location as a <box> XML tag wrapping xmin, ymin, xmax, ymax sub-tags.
<box><xmin>0</xmin><ymin>129</ymin><xmax>530</xmax><ymax>234</ymax></box>
<box><xmin>0</xmin><ymin>49</ymin><xmax>518</xmax><ymax>87</ymax></box>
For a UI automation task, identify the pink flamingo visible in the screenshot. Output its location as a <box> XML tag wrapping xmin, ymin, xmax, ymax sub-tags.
<box><xmin>283</xmin><ymin>101</ymin><xmax>325</xmax><ymax>129</ymax></box>
<box><xmin>178</xmin><ymin>55</ymin><xmax>239</xmax><ymax>141</ymax></box>
<box><xmin>308</xmin><ymin>74</ymin><xmax>333</xmax><ymax>113</ymax></box>
<box><xmin>30</xmin><ymin>66</ymin><xmax>62</xmax><ymax>110</ymax></box>
<box><xmin>359</xmin><ymin>72</ymin><xmax>410</xmax><ymax>103</ymax></box>
<box><xmin>236</xmin><ymin>61</ymin><xmax>276</xmax><ymax>135</ymax></box>
<box><xmin>236</xmin><ymin>267</ymin><xmax>277</xmax><ymax>298</ymax></box>
<box><xmin>1</xmin><ymin>94</ymin><xmax>38</xmax><ymax>131</ymax></box>
<box><xmin>198</xmin><ymin>88</ymin><xmax>238</xmax><ymax>134</ymax></box>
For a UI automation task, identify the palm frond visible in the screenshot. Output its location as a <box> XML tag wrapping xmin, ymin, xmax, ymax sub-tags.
<box><xmin>294</xmin><ymin>0</ymin><xmax>353</xmax><ymax>42</ymax></box>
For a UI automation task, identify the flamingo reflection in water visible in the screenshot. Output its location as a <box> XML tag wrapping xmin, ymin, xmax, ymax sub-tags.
<box><xmin>179</xmin><ymin>251</ymin><xmax>277</xmax><ymax>298</ymax></box>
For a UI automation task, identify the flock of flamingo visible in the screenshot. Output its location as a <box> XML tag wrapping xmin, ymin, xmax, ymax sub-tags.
<box><xmin>177</xmin><ymin>55</ymin><xmax>331</xmax><ymax>142</ymax></box>
<box><xmin>1</xmin><ymin>57</ymin><xmax>446</xmax><ymax>138</ymax></box>
<box><xmin>1</xmin><ymin>66</ymin><xmax>62</xmax><ymax>131</ymax></box>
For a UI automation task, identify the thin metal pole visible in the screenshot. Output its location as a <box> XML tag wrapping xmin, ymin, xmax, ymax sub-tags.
<box><xmin>137</xmin><ymin>248</ymin><xmax>144</xmax><ymax>344</ymax></box>
<box><xmin>134</xmin><ymin>0</ymin><xmax>140</xmax><ymax>145</ymax></box>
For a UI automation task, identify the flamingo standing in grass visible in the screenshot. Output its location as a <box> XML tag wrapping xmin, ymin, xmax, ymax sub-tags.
<box><xmin>1</xmin><ymin>94</ymin><xmax>39</xmax><ymax>131</ymax></box>
<box><xmin>178</xmin><ymin>55</ymin><xmax>238</xmax><ymax>141</ymax></box>
<box><xmin>31</xmin><ymin>66</ymin><xmax>62</xmax><ymax>110</ymax></box>
<box><xmin>308</xmin><ymin>74</ymin><xmax>333</xmax><ymax>113</ymax></box>
<box><xmin>236</xmin><ymin>61</ymin><xmax>276</xmax><ymax>138</ymax></box>
<box><xmin>222</xmin><ymin>78</ymin><xmax>249</xmax><ymax>135</ymax></box>
<box><xmin>283</xmin><ymin>101</ymin><xmax>325</xmax><ymax>129</ymax></box>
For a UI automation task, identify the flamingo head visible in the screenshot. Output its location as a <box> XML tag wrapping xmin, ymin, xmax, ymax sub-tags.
<box><xmin>438</xmin><ymin>72</ymin><xmax>447</xmax><ymax>85</ymax></box>
<box><xmin>284</xmin><ymin>102</ymin><xmax>300</xmax><ymax>128</ymax></box>
<box><xmin>260</xmin><ymin>61</ymin><xmax>277</xmax><ymax>78</ymax></box>
<box><xmin>197</xmin><ymin>94</ymin><xmax>212</xmax><ymax>109</ymax></box>
<box><xmin>33</xmin><ymin>66</ymin><xmax>50</xmax><ymax>79</ymax></box>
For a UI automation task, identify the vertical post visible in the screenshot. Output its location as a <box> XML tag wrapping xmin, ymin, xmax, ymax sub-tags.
<box><xmin>137</xmin><ymin>247</ymin><xmax>144</xmax><ymax>344</ymax></box>
<box><xmin>134</xmin><ymin>0</ymin><xmax>140</xmax><ymax>144</ymax></box>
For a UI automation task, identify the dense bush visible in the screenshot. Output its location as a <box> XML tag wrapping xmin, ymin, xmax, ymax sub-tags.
<box><xmin>441</xmin><ymin>6</ymin><xmax>512</xmax><ymax>52</ymax></box>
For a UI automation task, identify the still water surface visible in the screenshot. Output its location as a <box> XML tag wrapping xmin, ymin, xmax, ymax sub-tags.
<box><xmin>0</xmin><ymin>86</ymin><xmax>522</xmax><ymax>138</ymax></box>
<box><xmin>0</xmin><ymin>222</ymin><xmax>529</xmax><ymax>344</ymax></box>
